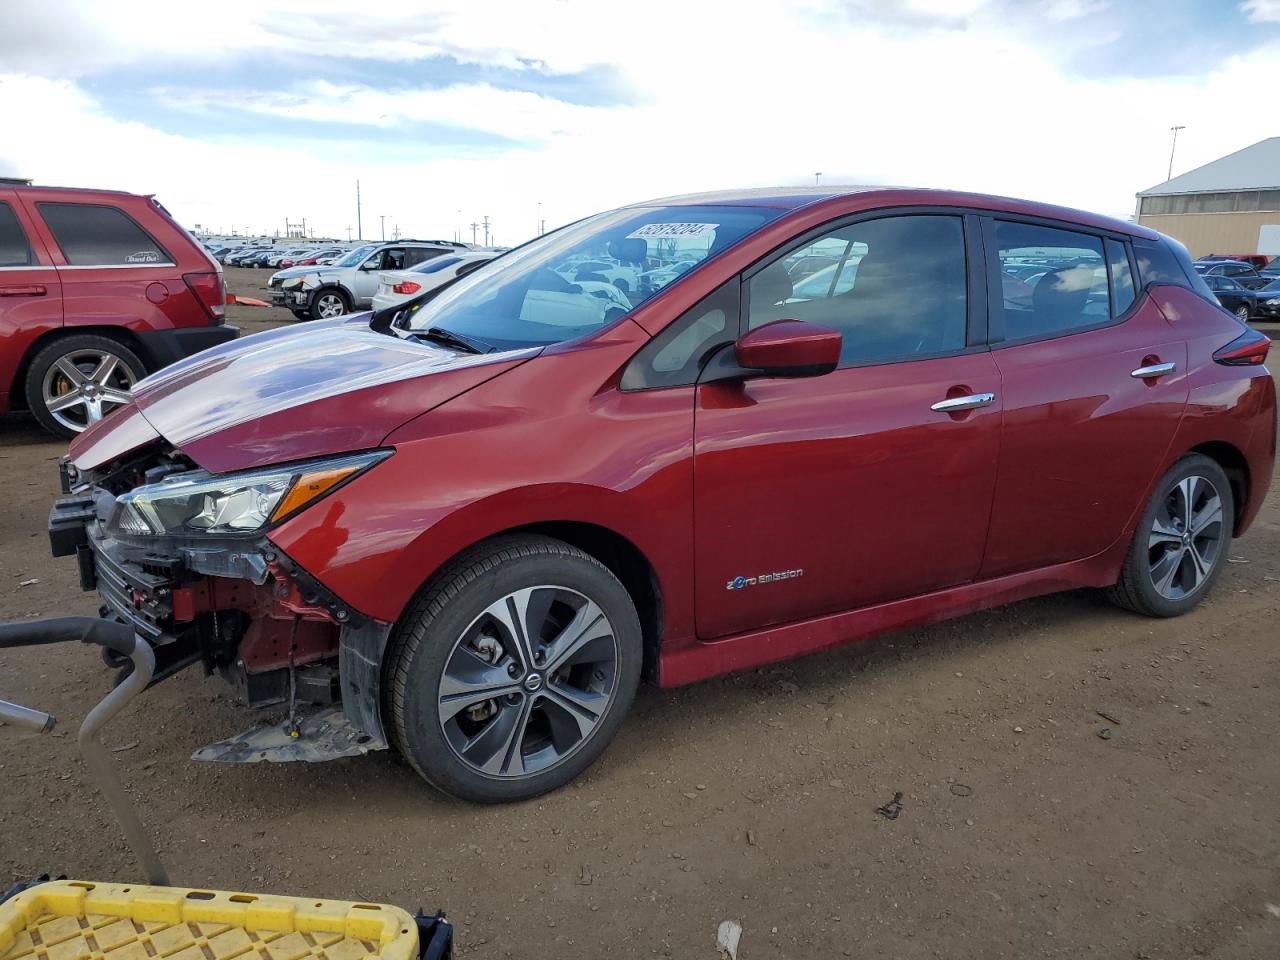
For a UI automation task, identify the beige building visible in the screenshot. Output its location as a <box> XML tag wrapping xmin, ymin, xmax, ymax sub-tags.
<box><xmin>1136</xmin><ymin>137</ymin><xmax>1280</xmax><ymax>259</ymax></box>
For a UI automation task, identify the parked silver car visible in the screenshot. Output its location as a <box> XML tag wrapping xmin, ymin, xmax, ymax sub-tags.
<box><xmin>268</xmin><ymin>240</ymin><xmax>473</xmax><ymax>320</ymax></box>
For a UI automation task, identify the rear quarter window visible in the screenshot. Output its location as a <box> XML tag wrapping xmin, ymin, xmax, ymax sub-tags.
<box><xmin>1133</xmin><ymin>237</ymin><xmax>1216</xmax><ymax>302</ymax></box>
<box><xmin>37</xmin><ymin>201</ymin><xmax>173</xmax><ymax>267</ymax></box>
<box><xmin>0</xmin><ymin>201</ymin><xmax>33</xmax><ymax>267</ymax></box>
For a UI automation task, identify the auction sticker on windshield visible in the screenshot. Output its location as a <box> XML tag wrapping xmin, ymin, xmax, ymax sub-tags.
<box><xmin>626</xmin><ymin>222</ymin><xmax>718</xmax><ymax>239</ymax></box>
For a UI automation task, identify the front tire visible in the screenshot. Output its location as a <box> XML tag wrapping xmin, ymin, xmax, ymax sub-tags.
<box><xmin>1106</xmin><ymin>454</ymin><xmax>1233</xmax><ymax>617</ymax></box>
<box><xmin>24</xmin><ymin>334</ymin><xmax>146</xmax><ymax>438</ymax></box>
<box><xmin>1234</xmin><ymin>304</ymin><xmax>1251</xmax><ymax>322</ymax></box>
<box><xmin>386</xmin><ymin>534</ymin><xmax>642</xmax><ymax>803</ymax></box>
<box><xmin>308</xmin><ymin>288</ymin><xmax>350</xmax><ymax>321</ymax></box>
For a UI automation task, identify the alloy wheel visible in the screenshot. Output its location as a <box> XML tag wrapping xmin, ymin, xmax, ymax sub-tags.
<box><xmin>315</xmin><ymin>293</ymin><xmax>346</xmax><ymax>318</ymax></box>
<box><xmin>437</xmin><ymin>586</ymin><xmax>619</xmax><ymax>779</ymax></box>
<box><xmin>1147</xmin><ymin>474</ymin><xmax>1224</xmax><ymax>600</ymax></box>
<box><xmin>1234</xmin><ymin>305</ymin><xmax>1250</xmax><ymax>321</ymax></box>
<box><xmin>41</xmin><ymin>349</ymin><xmax>137</xmax><ymax>433</ymax></box>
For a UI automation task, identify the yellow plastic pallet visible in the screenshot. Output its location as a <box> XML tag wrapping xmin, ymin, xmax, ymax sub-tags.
<box><xmin>0</xmin><ymin>882</ymin><xmax>419</xmax><ymax>960</ymax></box>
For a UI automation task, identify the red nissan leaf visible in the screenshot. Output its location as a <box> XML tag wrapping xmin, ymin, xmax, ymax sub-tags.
<box><xmin>50</xmin><ymin>187</ymin><xmax>1275</xmax><ymax>802</ymax></box>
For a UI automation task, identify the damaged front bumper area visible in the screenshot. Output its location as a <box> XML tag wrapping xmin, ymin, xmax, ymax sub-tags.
<box><xmin>49</xmin><ymin>457</ymin><xmax>394</xmax><ymax>764</ymax></box>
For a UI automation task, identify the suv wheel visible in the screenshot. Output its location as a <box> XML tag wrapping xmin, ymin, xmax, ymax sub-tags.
<box><xmin>309</xmin><ymin>288</ymin><xmax>350</xmax><ymax>321</ymax></box>
<box><xmin>386</xmin><ymin>534</ymin><xmax>642</xmax><ymax>803</ymax></box>
<box><xmin>1106</xmin><ymin>453</ymin><xmax>1233</xmax><ymax>617</ymax></box>
<box><xmin>25</xmin><ymin>335</ymin><xmax>146</xmax><ymax>438</ymax></box>
<box><xmin>1234</xmin><ymin>304</ymin><xmax>1250</xmax><ymax>322</ymax></box>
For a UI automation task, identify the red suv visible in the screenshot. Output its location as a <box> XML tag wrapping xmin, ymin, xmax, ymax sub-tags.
<box><xmin>49</xmin><ymin>187</ymin><xmax>1275</xmax><ymax>802</ymax></box>
<box><xmin>0</xmin><ymin>185</ymin><xmax>236</xmax><ymax>437</ymax></box>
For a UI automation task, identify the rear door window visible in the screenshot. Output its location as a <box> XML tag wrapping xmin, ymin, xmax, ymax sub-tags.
<box><xmin>37</xmin><ymin>202</ymin><xmax>173</xmax><ymax>266</ymax></box>
<box><xmin>993</xmin><ymin>221</ymin><xmax>1108</xmax><ymax>341</ymax></box>
<box><xmin>0</xmin><ymin>201</ymin><xmax>33</xmax><ymax>267</ymax></box>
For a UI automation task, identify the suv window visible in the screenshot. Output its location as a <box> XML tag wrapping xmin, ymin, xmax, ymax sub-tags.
<box><xmin>994</xmin><ymin>221</ymin><xmax>1108</xmax><ymax>340</ymax></box>
<box><xmin>0</xmin><ymin>201</ymin><xmax>32</xmax><ymax>267</ymax></box>
<box><xmin>748</xmin><ymin>215</ymin><xmax>967</xmax><ymax>366</ymax></box>
<box><xmin>37</xmin><ymin>202</ymin><xmax>173</xmax><ymax>266</ymax></box>
<box><xmin>1105</xmin><ymin>238</ymin><xmax>1136</xmax><ymax>315</ymax></box>
<box><xmin>621</xmin><ymin>280</ymin><xmax>739</xmax><ymax>390</ymax></box>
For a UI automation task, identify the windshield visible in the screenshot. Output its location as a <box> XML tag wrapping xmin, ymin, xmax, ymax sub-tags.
<box><xmin>400</xmin><ymin>204</ymin><xmax>785</xmax><ymax>349</ymax></box>
<box><xmin>334</xmin><ymin>244</ymin><xmax>378</xmax><ymax>267</ymax></box>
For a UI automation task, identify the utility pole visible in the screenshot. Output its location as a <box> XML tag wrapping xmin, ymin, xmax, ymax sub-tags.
<box><xmin>1167</xmin><ymin>125</ymin><xmax>1185</xmax><ymax>181</ymax></box>
<box><xmin>470</xmin><ymin>221</ymin><xmax>479</xmax><ymax>244</ymax></box>
<box><xmin>455</xmin><ymin>209</ymin><xmax>462</xmax><ymax>243</ymax></box>
<box><xmin>537</xmin><ymin>201</ymin><xmax>542</xmax><ymax>236</ymax></box>
<box><xmin>345</xmin><ymin>225</ymin><xmax>352</xmax><ymax>242</ymax></box>
<box><xmin>482</xmin><ymin>215</ymin><xmax>490</xmax><ymax>247</ymax></box>
<box><xmin>355</xmin><ymin>179</ymin><xmax>363</xmax><ymax>240</ymax></box>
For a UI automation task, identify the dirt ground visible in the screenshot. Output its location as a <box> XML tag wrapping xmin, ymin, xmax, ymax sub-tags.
<box><xmin>2</xmin><ymin>269</ymin><xmax>1278</xmax><ymax>959</ymax></box>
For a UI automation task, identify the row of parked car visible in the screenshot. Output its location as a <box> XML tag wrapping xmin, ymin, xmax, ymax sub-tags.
<box><xmin>1192</xmin><ymin>254</ymin><xmax>1280</xmax><ymax>321</ymax></box>
<box><xmin>206</xmin><ymin>242</ymin><xmax>355</xmax><ymax>270</ymax></box>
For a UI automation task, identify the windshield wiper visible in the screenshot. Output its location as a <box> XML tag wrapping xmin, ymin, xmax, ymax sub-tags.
<box><xmin>412</xmin><ymin>326</ymin><xmax>495</xmax><ymax>354</ymax></box>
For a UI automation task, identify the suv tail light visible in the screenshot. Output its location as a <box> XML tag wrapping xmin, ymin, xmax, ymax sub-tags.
<box><xmin>183</xmin><ymin>271</ymin><xmax>227</xmax><ymax>323</ymax></box>
<box><xmin>1213</xmin><ymin>328</ymin><xmax>1271</xmax><ymax>366</ymax></box>
<box><xmin>393</xmin><ymin>280</ymin><xmax>422</xmax><ymax>295</ymax></box>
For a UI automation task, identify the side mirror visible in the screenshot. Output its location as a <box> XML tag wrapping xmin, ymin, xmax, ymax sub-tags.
<box><xmin>733</xmin><ymin>319</ymin><xmax>841</xmax><ymax>378</ymax></box>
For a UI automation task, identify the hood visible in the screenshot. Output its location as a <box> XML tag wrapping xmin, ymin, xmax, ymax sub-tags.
<box><xmin>69</xmin><ymin>313</ymin><xmax>537</xmax><ymax>474</ymax></box>
<box><xmin>269</xmin><ymin>264</ymin><xmax>325</xmax><ymax>282</ymax></box>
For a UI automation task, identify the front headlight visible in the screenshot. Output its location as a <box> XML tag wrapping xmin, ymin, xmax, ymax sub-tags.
<box><xmin>1266</xmin><ymin>298</ymin><xmax>1280</xmax><ymax>306</ymax></box>
<box><xmin>110</xmin><ymin>451</ymin><xmax>389</xmax><ymax>537</ymax></box>
<box><xmin>282</xmin><ymin>277</ymin><xmax>305</xmax><ymax>290</ymax></box>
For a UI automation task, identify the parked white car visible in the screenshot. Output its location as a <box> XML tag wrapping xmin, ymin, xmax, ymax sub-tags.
<box><xmin>371</xmin><ymin>251</ymin><xmax>501</xmax><ymax>312</ymax></box>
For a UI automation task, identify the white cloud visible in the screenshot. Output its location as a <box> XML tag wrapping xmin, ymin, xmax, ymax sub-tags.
<box><xmin>1</xmin><ymin>1</ymin><xmax>1278</xmax><ymax>244</ymax></box>
<box><xmin>1241</xmin><ymin>0</ymin><xmax>1280</xmax><ymax>22</ymax></box>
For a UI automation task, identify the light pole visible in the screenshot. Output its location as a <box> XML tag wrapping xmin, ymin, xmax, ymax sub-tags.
<box><xmin>814</xmin><ymin>171</ymin><xmax>822</xmax><ymax>186</ymax></box>
<box><xmin>1167</xmin><ymin>126</ymin><xmax>1185</xmax><ymax>181</ymax></box>
<box><xmin>379</xmin><ymin>215</ymin><xmax>390</xmax><ymax>241</ymax></box>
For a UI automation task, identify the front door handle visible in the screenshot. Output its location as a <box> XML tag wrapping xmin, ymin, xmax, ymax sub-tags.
<box><xmin>930</xmin><ymin>392</ymin><xmax>995</xmax><ymax>413</ymax></box>
<box><xmin>0</xmin><ymin>284</ymin><xmax>47</xmax><ymax>297</ymax></box>
<box><xmin>1130</xmin><ymin>361</ymin><xmax>1176</xmax><ymax>379</ymax></box>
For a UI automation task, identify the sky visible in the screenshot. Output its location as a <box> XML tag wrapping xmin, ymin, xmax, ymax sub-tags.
<box><xmin>1</xmin><ymin>0</ymin><xmax>1278</xmax><ymax>245</ymax></box>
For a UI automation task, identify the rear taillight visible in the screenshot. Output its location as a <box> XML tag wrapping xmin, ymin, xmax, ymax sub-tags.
<box><xmin>393</xmin><ymin>281</ymin><xmax>422</xmax><ymax>294</ymax></box>
<box><xmin>280</xmin><ymin>259</ymin><xmax>294</xmax><ymax>268</ymax></box>
<box><xmin>183</xmin><ymin>271</ymin><xmax>226</xmax><ymax>323</ymax></box>
<box><xmin>1213</xmin><ymin>328</ymin><xmax>1271</xmax><ymax>366</ymax></box>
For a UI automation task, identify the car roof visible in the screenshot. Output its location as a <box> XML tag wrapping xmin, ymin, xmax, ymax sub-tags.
<box><xmin>627</xmin><ymin>185</ymin><xmax>1156</xmax><ymax>239</ymax></box>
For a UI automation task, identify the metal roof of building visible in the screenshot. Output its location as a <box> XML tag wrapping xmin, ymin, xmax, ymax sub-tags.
<box><xmin>1138</xmin><ymin>137</ymin><xmax>1280</xmax><ymax>197</ymax></box>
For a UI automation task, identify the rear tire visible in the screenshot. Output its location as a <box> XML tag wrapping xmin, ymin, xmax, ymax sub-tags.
<box><xmin>24</xmin><ymin>334</ymin><xmax>146</xmax><ymax>439</ymax></box>
<box><xmin>386</xmin><ymin>534</ymin><xmax>642</xmax><ymax>803</ymax></box>
<box><xmin>1106</xmin><ymin>453</ymin><xmax>1233</xmax><ymax>617</ymax></box>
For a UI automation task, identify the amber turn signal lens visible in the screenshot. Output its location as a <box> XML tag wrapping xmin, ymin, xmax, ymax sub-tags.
<box><xmin>270</xmin><ymin>465</ymin><xmax>361</xmax><ymax>521</ymax></box>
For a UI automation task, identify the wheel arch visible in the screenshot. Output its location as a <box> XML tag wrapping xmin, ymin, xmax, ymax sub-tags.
<box><xmin>1188</xmin><ymin>440</ymin><xmax>1250</xmax><ymax>535</ymax></box>
<box><xmin>388</xmin><ymin>521</ymin><xmax>665</xmax><ymax>684</ymax></box>
<box><xmin>9</xmin><ymin>325</ymin><xmax>152</xmax><ymax>411</ymax></box>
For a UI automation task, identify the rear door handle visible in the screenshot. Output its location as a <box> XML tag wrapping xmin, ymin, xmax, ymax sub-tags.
<box><xmin>1130</xmin><ymin>361</ymin><xmax>1176</xmax><ymax>379</ymax></box>
<box><xmin>930</xmin><ymin>392</ymin><xmax>995</xmax><ymax>413</ymax></box>
<box><xmin>0</xmin><ymin>285</ymin><xmax>47</xmax><ymax>297</ymax></box>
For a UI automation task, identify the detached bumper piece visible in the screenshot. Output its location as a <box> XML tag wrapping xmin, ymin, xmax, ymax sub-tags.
<box><xmin>191</xmin><ymin>705</ymin><xmax>386</xmax><ymax>764</ymax></box>
<box><xmin>0</xmin><ymin>881</ymin><xmax>452</xmax><ymax>960</ymax></box>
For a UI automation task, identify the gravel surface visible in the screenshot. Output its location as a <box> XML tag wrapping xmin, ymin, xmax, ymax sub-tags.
<box><xmin>2</xmin><ymin>269</ymin><xmax>1278</xmax><ymax>959</ymax></box>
